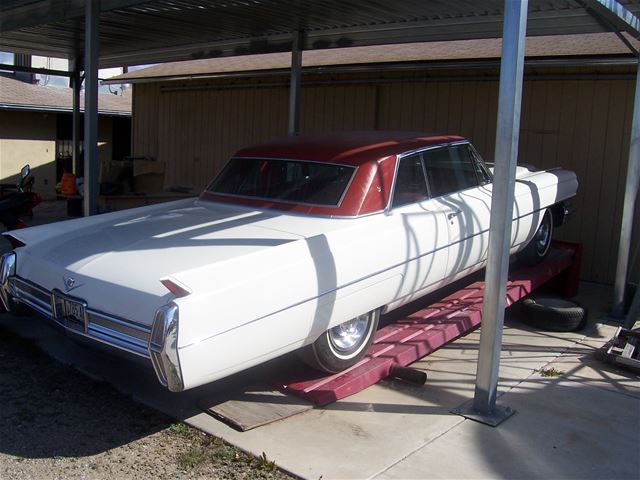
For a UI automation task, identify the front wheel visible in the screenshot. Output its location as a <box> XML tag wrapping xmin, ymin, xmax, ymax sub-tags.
<box><xmin>299</xmin><ymin>310</ymin><xmax>379</xmax><ymax>373</ymax></box>
<box><xmin>519</xmin><ymin>209</ymin><xmax>553</xmax><ymax>266</ymax></box>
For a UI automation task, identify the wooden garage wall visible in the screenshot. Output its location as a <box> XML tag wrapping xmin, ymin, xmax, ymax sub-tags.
<box><xmin>132</xmin><ymin>73</ymin><xmax>639</xmax><ymax>285</ymax></box>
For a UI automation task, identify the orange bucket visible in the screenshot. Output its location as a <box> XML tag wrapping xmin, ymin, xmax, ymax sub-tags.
<box><xmin>60</xmin><ymin>172</ymin><xmax>77</xmax><ymax>196</ymax></box>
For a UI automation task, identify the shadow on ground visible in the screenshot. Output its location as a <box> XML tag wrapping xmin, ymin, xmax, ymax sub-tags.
<box><xmin>0</xmin><ymin>325</ymin><xmax>172</xmax><ymax>458</ymax></box>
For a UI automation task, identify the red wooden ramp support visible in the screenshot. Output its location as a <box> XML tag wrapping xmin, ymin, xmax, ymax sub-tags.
<box><xmin>273</xmin><ymin>241</ymin><xmax>582</xmax><ymax>406</ymax></box>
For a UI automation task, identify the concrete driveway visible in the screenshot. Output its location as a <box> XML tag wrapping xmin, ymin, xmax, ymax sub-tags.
<box><xmin>1</xmin><ymin>201</ymin><xmax>638</xmax><ymax>479</ymax></box>
<box><xmin>1</xmin><ymin>280</ymin><xmax>637</xmax><ymax>479</ymax></box>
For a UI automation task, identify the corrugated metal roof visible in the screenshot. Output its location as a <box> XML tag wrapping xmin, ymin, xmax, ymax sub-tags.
<box><xmin>105</xmin><ymin>32</ymin><xmax>639</xmax><ymax>83</ymax></box>
<box><xmin>0</xmin><ymin>0</ymin><xmax>639</xmax><ymax>68</ymax></box>
<box><xmin>0</xmin><ymin>75</ymin><xmax>131</xmax><ymax>115</ymax></box>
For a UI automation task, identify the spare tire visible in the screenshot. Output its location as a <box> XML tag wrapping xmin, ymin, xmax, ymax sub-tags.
<box><xmin>520</xmin><ymin>296</ymin><xmax>587</xmax><ymax>332</ymax></box>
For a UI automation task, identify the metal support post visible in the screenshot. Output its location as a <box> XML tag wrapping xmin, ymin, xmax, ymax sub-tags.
<box><xmin>288</xmin><ymin>30</ymin><xmax>303</xmax><ymax>136</ymax></box>
<box><xmin>624</xmin><ymin>283</ymin><xmax>640</xmax><ymax>329</ymax></box>
<box><xmin>83</xmin><ymin>0</ymin><xmax>99</xmax><ymax>216</ymax></box>
<box><xmin>71</xmin><ymin>58</ymin><xmax>82</xmax><ymax>176</ymax></box>
<box><xmin>613</xmin><ymin>61</ymin><xmax>640</xmax><ymax>317</ymax></box>
<box><xmin>452</xmin><ymin>0</ymin><xmax>527</xmax><ymax>426</ymax></box>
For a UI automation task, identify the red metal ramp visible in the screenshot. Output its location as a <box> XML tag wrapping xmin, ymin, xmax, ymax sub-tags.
<box><xmin>273</xmin><ymin>241</ymin><xmax>581</xmax><ymax>406</ymax></box>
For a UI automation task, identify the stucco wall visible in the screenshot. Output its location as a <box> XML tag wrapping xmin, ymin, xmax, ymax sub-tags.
<box><xmin>0</xmin><ymin>110</ymin><xmax>57</xmax><ymax>198</ymax></box>
<box><xmin>0</xmin><ymin>111</ymin><xmax>116</xmax><ymax>200</ymax></box>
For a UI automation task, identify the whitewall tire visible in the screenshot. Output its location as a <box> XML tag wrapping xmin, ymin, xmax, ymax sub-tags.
<box><xmin>300</xmin><ymin>310</ymin><xmax>379</xmax><ymax>373</ymax></box>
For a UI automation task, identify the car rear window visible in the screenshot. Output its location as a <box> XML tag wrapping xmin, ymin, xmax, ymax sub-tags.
<box><xmin>208</xmin><ymin>157</ymin><xmax>356</xmax><ymax>206</ymax></box>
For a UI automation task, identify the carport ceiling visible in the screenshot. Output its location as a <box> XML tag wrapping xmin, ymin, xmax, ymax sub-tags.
<box><xmin>0</xmin><ymin>0</ymin><xmax>639</xmax><ymax>68</ymax></box>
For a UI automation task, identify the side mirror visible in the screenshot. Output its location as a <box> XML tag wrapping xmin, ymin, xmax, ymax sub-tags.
<box><xmin>20</xmin><ymin>165</ymin><xmax>30</xmax><ymax>180</ymax></box>
<box><xmin>17</xmin><ymin>165</ymin><xmax>31</xmax><ymax>191</ymax></box>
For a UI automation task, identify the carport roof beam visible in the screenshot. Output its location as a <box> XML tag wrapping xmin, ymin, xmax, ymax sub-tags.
<box><xmin>0</xmin><ymin>0</ymin><xmax>149</xmax><ymax>32</ymax></box>
<box><xmin>0</xmin><ymin>63</ymin><xmax>73</xmax><ymax>77</ymax></box>
<box><xmin>1</xmin><ymin>1</ymin><xmax>640</xmax><ymax>68</ymax></box>
<box><xmin>583</xmin><ymin>0</ymin><xmax>640</xmax><ymax>37</ymax></box>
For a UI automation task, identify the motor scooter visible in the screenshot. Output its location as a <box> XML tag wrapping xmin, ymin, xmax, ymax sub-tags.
<box><xmin>0</xmin><ymin>165</ymin><xmax>42</xmax><ymax>230</ymax></box>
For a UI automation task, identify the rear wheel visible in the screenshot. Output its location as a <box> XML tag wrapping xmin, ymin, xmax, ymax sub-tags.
<box><xmin>300</xmin><ymin>310</ymin><xmax>379</xmax><ymax>373</ymax></box>
<box><xmin>519</xmin><ymin>209</ymin><xmax>553</xmax><ymax>266</ymax></box>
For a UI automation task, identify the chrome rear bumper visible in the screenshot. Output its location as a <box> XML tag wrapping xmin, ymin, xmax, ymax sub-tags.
<box><xmin>0</xmin><ymin>258</ymin><xmax>151</xmax><ymax>359</ymax></box>
<box><xmin>0</xmin><ymin>252</ymin><xmax>185</xmax><ymax>391</ymax></box>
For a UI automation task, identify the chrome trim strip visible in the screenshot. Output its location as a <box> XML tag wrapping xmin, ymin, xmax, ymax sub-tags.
<box><xmin>89</xmin><ymin>323</ymin><xmax>149</xmax><ymax>357</ymax></box>
<box><xmin>19</xmin><ymin>287</ymin><xmax>52</xmax><ymax>314</ymax></box>
<box><xmin>396</xmin><ymin>139</ymin><xmax>471</xmax><ymax>161</ymax></box>
<box><xmin>8</xmin><ymin>275</ymin><xmax>152</xmax><ymax>359</ymax></box>
<box><xmin>88</xmin><ymin>310</ymin><xmax>151</xmax><ymax>338</ymax></box>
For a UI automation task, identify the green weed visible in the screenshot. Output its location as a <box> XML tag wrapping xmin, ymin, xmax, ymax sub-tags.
<box><xmin>256</xmin><ymin>452</ymin><xmax>277</xmax><ymax>472</ymax></box>
<box><xmin>177</xmin><ymin>447</ymin><xmax>208</xmax><ymax>470</ymax></box>
<box><xmin>538</xmin><ymin>367</ymin><xmax>563</xmax><ymax>377</ymax></box>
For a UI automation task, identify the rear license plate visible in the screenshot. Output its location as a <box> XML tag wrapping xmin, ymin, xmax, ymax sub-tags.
<box><xmin>51</xmin><ymin>289</ymin><xmax>88</xmax><ymax>333</ymax></box>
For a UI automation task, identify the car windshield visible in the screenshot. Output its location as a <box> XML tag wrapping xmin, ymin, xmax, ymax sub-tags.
<box><xmin>207</xmin><ymin>157</ymin><xmax>356</xmax><ymax>206</ymax></box>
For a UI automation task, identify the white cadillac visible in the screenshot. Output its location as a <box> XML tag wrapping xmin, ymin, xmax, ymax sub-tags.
<box><xmin>0</xmin><ymin>132</ymin><xmax>577</xmax><ymax>392</ymax></box>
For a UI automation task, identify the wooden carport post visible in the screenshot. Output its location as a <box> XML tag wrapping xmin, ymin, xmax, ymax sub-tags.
<box><xmin>453</xmin><ymin>0</ymin><xmax>527</xmax><ymax>426</ymax></box>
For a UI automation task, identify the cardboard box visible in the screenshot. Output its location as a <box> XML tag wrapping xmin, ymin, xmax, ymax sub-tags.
<box><xmin>133</xmin><ymin>159</ymin><xmax>165</xmax><ymax>193</ymax></box>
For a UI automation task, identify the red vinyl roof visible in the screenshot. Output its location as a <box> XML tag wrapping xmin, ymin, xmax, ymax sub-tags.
<box><xmin>234</xmin><ymin>131</ymin><xmax>465</xmax><ymax>166</ymax></box>
<box><xmin>203</xmin><ymin>131</ymin><xmax>465</xmax><ymax>217</ymax></box>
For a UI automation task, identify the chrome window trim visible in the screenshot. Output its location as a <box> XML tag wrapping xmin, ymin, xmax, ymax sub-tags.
<box><xmin>468</xmin><ymin>143</ymin><xmax>493</xmax><ymax>184</ymax></box>
<box><xmin>7</xmin><ymin>275</ymin><xmax>152</xmax><ymax>359</ymax></box>
<box><xmin>207</xmin><ymin>156</ymin><xmax>358</xmax><ymax>208</ymax></box>
<box><xmin>390</xmin><ymin>152</ymin><xmax>431</xmax><ymax>209</ymax></box>
<box><xmin>386</xmin><ymin>140</ymin><xmax>471</xmax><ymax>213</ymax></box>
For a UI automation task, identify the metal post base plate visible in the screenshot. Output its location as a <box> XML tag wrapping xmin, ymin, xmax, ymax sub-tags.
<box><xmin>451</xmin><ymin>399</ymin><xmax>515</xmax><ymax>427</ymax></box>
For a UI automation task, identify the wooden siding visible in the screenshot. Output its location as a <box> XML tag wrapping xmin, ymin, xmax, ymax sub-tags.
<box><xmin>132</xmin><ymin>74</ymin><xmax>638</xmax><ymax>284</ymax></box>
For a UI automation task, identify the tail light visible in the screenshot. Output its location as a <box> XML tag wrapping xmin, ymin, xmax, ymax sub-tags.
<box><xmin>3</xmin><ymin>234</ymin><xmax>25</xmax><ymax>249</ymax></box>
<box><xmin>160</xmin><ymin>278</ymin><xmax>191</xmax><ymax>298</ymax></box>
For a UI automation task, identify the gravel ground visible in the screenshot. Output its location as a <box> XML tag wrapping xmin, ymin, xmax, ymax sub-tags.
<box><xmin>0</xmin><ymin>325</ymin><xmax>295</xmax><ymax>480</ymax></box>
<box><xmin>0</xmin><ymin>201</ymin><xmax>296</xmax><ymax>479</ymax></box>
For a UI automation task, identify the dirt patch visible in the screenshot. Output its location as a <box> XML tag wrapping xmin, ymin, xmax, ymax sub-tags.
<box><xmin>0</xmin><ymin>326</ymin><xmax>294</xmax><ymax>479</ymax></box>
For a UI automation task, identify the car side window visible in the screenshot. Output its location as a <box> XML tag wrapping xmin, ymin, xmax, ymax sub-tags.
<box><xmin>423</xmin><ymin>144</ymin><xmax>481</xmax><ymax>197</ymax></box>
<box><xmin>392</xmin><ymin>153</ymin><xmax>429</xmax><ymax>208</ymax></box>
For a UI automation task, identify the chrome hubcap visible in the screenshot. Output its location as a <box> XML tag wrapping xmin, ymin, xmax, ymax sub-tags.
<box><xmin>535</xmin><ymin>214</ymin><xmax>551</xmax><ymax>254</ymax></box>
<box><xmin>328</xmin><ymin>314</ymin><xmax>369</xmax><ymax>352</ymax></box>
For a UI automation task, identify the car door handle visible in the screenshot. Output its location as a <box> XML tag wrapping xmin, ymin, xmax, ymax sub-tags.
<box><xmin>447</xmin><ymin>210</ymin><xmax>462</xmax><ymax>220</ymax></box>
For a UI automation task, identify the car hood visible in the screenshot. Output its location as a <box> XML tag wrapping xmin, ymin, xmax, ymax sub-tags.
<box><xmin>12</xmin><ymin>198</ymin><xmax>334</xmax><ymax>323</ymax></box>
